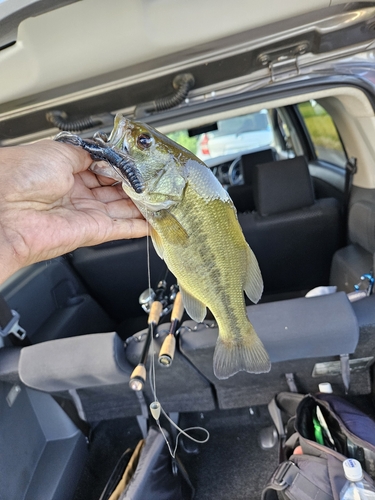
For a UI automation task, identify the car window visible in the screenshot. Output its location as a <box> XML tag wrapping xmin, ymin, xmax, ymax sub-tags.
<box><xmin>297</xmin><ymin>100</ymin><xmax>347</xmax><ymax>167</ymax></box>
<box><xmin>208</xmin><ymin>112</ymin><xmax>269</xmax><ymax>138</ymax></box>
<box><xmin>166</xmin><ymin>110</ymin><xmax>274</xmax><ymax>161</ymax></box>
<box><xmin>166</xmin><ymin>131</ymin><xmax>199</xmax><ymax>156</ymax></box>
<box><xmin>273</xmin><ymin>109</ymin><xmax>298</xmax><ymax>159</ymax></box>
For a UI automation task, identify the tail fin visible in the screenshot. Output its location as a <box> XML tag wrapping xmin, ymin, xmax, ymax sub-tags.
<box><xmin>213</xmin><ymin>325</ymin><xmax>271</xmax><ymax>379</ymax></box>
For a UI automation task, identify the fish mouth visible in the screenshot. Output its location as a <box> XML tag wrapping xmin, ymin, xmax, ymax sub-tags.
<box><xmin>91</xmin><ymin>116</ymin><xmax>144</xmax><ymax>194</ymax></box>
<box><xmin>108</xmin><ymin>114</ymin><xmax>133</xmax><ymax>154</ymax></box>
<box><xmin>105</xmin><ymin>115</ymin><xmax>146</xmax><ymax>193</ymax></box>
<box><xmin>89</xmin><ymin>115</ymin><xmax>145</xmax><ymax>194</ymax></box>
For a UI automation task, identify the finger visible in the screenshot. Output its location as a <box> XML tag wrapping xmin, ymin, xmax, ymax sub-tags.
<box><xmin>90</xmin><ymin>185</ymin><xmax>130</xmax><ymax>203</ymax></box>
<box><xmin>50</xmin><ymin>141</ymin><xmax>93</xmax><ymax>174</ymax></box>
<box><xmin>109</xmin><ymin>218</ymin><xmax>149</xmax><ymax>240</ymax></box>
<box><xmin>71</xmin><ymin>194</ymin><xmax>144</xmax><ymax>220</ymax></box>
<box><xmin>97</xmin><ymin>175</ymin><xmax>122</xmax><ymax>186</ymax></box>
<box><xmin>25</xmin><ymin>140</ymin><xmax>93</xmax><ymax>175</ymax></box>
<box><xmin>78</xmin><ymin>171</ymin><xmax>127</xmax><ymax>193</ymax></box>
<box><xmin>79</xmin><ymin>218</ymin><xmax>149</xmax><ymax>246</ymax></box>
<box><xmin>78</xmin><ymin>170</ymin><xmax>106</xmax><ymax>189</ymax></box>
<box><xmin>104</xmin><ymin>199</ymin><xmax>144</xmax><ymax>219</ymax></box>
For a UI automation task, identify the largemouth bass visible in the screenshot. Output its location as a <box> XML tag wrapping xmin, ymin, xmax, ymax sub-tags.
<box><xmin>94</xmin><ymin>114</ymin><xmax>271</xmax><ymax>379</ymax></box>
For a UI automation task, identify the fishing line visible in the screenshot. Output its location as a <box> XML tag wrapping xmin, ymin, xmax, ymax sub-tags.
<box><xmin>149</xmin><ymin>337</ymin><xmax>209</xmax><ymax>459</ymax></box>
<box><xmin>145</xmin><ymin>209</ymin><xmax>152</xmax><ymax>297</ymax></box>
<box><xmin>144</xmin><ymin>209</ymin><xmax>209</xmax><ymax>458</ymax></box>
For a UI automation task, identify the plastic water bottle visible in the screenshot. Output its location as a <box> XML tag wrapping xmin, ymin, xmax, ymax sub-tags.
<box><xmin>340</xmin><ymin>459</ymin><xmax>375</xmax><ymax>499</ymax></box>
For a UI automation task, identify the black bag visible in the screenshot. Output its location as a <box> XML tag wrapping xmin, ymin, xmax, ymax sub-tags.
<box><xmin>100</xmin><ymin>426</ymin><xmax>194</xmax><ymax>500</ymax></box>
<box><xmin>262</xmin><ymin>393</ymin><xmax>375</xmax><ymax>500</ymax></box>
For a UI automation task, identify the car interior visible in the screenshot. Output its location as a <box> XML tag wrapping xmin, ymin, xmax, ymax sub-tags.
<box><xmin>2</xmin><ymin>1</ymin><xmax>375</xmax><ymax>499</ymax></box>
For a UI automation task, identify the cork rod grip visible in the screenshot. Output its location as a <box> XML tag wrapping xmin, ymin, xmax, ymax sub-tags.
<box><xmin>159</xmin><ymin>334</ymin><xmax>176</xmax><ymax>365</ymax></box>
<box><xmin>130</xmin><ymin>364</ymin><xmax>146</xmax><ymax>383</ymax></box>
<box><xmin>170</xmin><ymin>292</ymin><xmax>184</xmax><ymax>322</ymax></box>
<box><xmin>148</xmin><ymin>301</ymin><xmax>163</xmax><ymax>325</ymax></box>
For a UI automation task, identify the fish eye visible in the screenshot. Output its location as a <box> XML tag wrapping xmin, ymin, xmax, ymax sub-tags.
<box><xmin>137</xmin><ymin>133</ymin><xmax>153</xmax><ymax>150</ymax></box>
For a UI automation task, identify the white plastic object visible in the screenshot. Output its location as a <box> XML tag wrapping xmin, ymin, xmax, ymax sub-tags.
<box><xmin>150</xmin><ymin>401</ymin><xmax>161</xmax><ymax>420</ymax></box>
<box><xmin>340</xmin><ymin>459</ymin><xmax>375</xmax><ymax>499</ymax></box>
<box><xmin>343</xmin><ymin>459</ymin><xmax>363</xmax><ymax>482</ymax></box>
<box><xmin>305</xmin><ymin>286</ymin><xmax>337</xmax><ymax>297</ymax></box>
<box><xmin>318</xmin><ymin>382</ymin><xmax>333</xmax><ymax>394</ymax></box>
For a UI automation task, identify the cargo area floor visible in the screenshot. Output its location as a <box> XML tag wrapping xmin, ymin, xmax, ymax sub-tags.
<box><xmin>73</xmin><ymin>405</ymin><xmax>278</xmax><ymax>500</ymax></box>
<box><xmin>179</xmin><ymin>406</ymin><xmax>278</xmax><ymax>499</ymax></box>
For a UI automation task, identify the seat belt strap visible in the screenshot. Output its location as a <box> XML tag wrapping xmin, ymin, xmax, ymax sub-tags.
<box><xmin>0</xmin><ymin>293</ymin><xmax>30</xmax><ymax>346</ymax></box>
<box><xmin>344</xmin><ymin>157</ymin><xmax>357</xmax><ymax>238</ymax></box>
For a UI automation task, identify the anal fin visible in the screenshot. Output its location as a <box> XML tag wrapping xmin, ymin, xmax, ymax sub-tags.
<box><xmin>179</xmin><ymin>285</ymin><xmax>207</xmax><ymax>322</ymax></box>
<box><xmin>244</xmin><ymin>245</ymin><xmax>263</xmax><ymax>304</ymax></box>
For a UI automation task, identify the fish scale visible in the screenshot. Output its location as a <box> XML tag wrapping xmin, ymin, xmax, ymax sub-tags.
<box><xmin>159</xmin><ymin>196</ymin><xmax>246</xmax><ymax>328</ymax></box>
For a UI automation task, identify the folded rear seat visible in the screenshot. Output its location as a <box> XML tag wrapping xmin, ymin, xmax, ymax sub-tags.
<box><xmin>179</xmin><ymin>292</ymin><xmax>361</xmax><ymax>409</ymax></box>
<box><xmin>5</xmin><ymin>294</ymin><xmax>365</xmax><ymax>418</ymax></box>
<box><xmin>18</xmin><ymin>330</ymin><xmax>215</xmax><ymax>422</ymax></box>
<box><xmin>330</xmin><ymin>200</ymin><xmax>375</xmax><ymax>293</ymax></box>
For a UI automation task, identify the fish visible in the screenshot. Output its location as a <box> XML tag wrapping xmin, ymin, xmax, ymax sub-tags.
<box><xmin>92</xmin><ymin>113</ymin><xmax>271</xmax><ymax>379</ymax></box>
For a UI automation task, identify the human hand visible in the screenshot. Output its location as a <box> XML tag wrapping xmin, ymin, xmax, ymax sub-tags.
<box><xmin>0</xmin><ymin>140</ymin><xmax>148</xmax><ymax>283</ymax></box>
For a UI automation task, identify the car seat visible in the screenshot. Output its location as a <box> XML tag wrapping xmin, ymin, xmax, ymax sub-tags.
<box><xmin>238</xmin><ymin>156</ymin><xmax>343</xmax><ymax>295</ymax></box>
<box><xmin>330</xmin><ymin>200</ymin><xmax>375</xmax><ymax>293</ymax></box>
<box><xmin>227</xmin><ymin>148</ymin><xmax>277</xmax><ymax>212</ymax></box>
<box><xmin>178</xmin><ymin>291</ymin><xmax>361</xmax><ymax>409</ymax></box>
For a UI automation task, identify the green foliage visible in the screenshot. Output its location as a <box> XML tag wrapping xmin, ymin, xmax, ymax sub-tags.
<box><xmin>167</xmin><ymin>131</ymin><xmax>198</xmax><ymax>155</ymax></box>
<box><xmin>298</xmin><ymin>101</ymin><xmax>343</xmax><ymax>152</ymax></box>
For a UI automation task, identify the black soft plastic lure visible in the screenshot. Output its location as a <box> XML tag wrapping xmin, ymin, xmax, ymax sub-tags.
<box><xmin>54</xmin><ymin>131</ymin><xmax>145</xmax><ymax>194</ymax></box>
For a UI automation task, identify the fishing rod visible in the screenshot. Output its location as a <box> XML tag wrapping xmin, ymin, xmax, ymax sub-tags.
<box><xmin>158</xmin><ymin>291</ymin><xmax>184</xmax><ymax>367</ymax></box>
<box><xmin>129</xmin><ymin>299</ymin><xmax>163</xmax><ymax>391</ymax></box>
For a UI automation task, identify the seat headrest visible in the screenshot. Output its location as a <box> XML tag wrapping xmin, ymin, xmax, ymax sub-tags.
<box><xmin>253</xmin><ymin>156</ymin><xmax>315</xmax><ymax>216</ymax></box>
<box><xmin>349</xmin><ymin>201</ymin><xmax>375</xmax><ymax>254</ymax></box>
<box><xmin>240</xmin><ymin>148</ymin><xmax>277</xmax><ymax>184</ymax></box>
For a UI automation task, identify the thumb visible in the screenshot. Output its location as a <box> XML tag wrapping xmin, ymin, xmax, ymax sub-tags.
<box><xmin>34</xmin><ymin>140</ymin><xmax>93</xmax><ymax>174</ymax></box>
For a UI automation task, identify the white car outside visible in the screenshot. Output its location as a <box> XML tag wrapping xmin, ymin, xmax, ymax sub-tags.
<box><xmin>196</xmin><ymin>110</ymin><xmax>273</xmax><ymax>160</ymax></box>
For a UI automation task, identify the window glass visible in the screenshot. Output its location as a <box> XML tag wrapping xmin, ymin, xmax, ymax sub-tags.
<box><xmin>166</xmin><ymin>110</ymin><xmax>274</xmax><ymax>161</ymax></box>
<box><xmin>166</xmin><ymin>131</ymin><xmax>199</xmax><ymax>156</ymax></box>
<box><xmin>298</xmin><ymin>100</ymin><xmax>347</xmax><ymax>167</ymax></box>
<box><xmin>274</xmin><ymin>109</ymin><xmax>297</xmax><ymax>158</ymax></box>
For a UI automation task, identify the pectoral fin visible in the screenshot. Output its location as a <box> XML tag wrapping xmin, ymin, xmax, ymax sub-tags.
<box><xmin>179</xmin><ymin>284</ymin><xmax>207</xmax><ymax>322</ymax></box>
<box><xmin>154</xmin><ymin>211</ymin><xmax>189</xmax><ymax>246</ymax></box>
<box><xmin>243</xmin><ymin>245</ymin><xmax>263</xmax><ymax>304</ymax></box>
<box><xmin>150</xmin><ymin>227</ymin><xmax>164</xmax><ymax>259</ymax></box>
